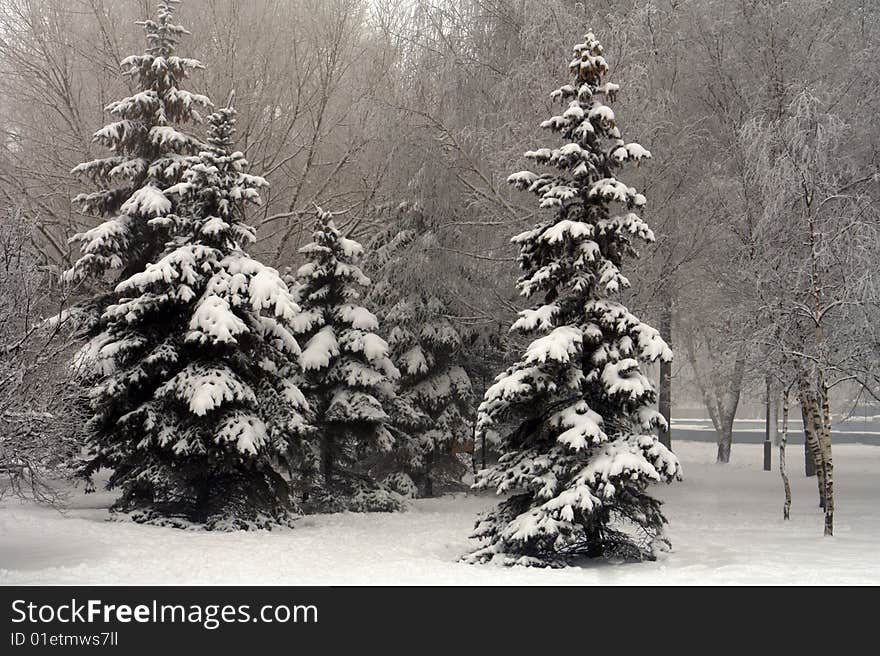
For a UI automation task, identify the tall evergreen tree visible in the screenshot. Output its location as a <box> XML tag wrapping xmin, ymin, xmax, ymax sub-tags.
<box><xmin>293</xmin><ymin>208</ymin><xmax>402</xmax><ymax>512</ymax></box>
<box><xmin>366</xmin><ymin>204</ymin><xmax>473</xmax><ymax>498</ymax></box>
<box><xmin>65</xmin><ymin>0</ymin><xmax>210</xmax><ymax>291</ymax></box>
<box><xmin>73</xmin><ymin>100</ymin><xmax>310</xmax><ymax>529</ymax></box>
<box><xmin>463</xmin><ymin>32</ymin><xmax>681</xmax><ymax>567</ymax></box>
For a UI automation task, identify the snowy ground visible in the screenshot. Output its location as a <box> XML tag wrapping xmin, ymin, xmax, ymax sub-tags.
<box><xmin>1</xmin><ymin>441</ymin><xmax>878</xmax><ymax>585</ymax></box>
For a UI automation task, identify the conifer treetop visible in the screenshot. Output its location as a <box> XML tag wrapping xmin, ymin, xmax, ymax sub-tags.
<box><xmin>66</xmin><ymin>0</ymin><xmax>211</xmax><ymax>283</ymax></box>
<box><xmin>139</xmin><ymin>1</ymin><xmax>191</xmax><ymax>58</ymax></box>
<box><xmin>507</xmin><ymin>31</ymin><xmax>655</xmax><ymax>303</ymax></box>
<box><xmin>295</xmin><ymin>208</ymin><xmax>373</xmax><ymax>312</ymax></box>
<box><xmin>161</xmin><ymin>98</ymin><xmax>268</xmax><ymax>251</ymax></box>
<box><xmin>294</xmin><ymin>207</ymin><xmax>398</xmax><ymax>387</ymax></box>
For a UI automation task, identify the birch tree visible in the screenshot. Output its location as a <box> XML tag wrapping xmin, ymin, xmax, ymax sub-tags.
<box><xmin>744</xmin><ymin>90</ymin><xmax>879</xmax><ymax>536</ymax></box>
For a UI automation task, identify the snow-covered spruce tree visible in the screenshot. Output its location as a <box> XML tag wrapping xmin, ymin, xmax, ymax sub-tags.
<box><xmin>384</xmin><ymin>298</ymin><xmax>473</xmax><ymax>497</ymax></box>
<box><xmin>293</xmin><ymin>208</ymin><xmax>403</xmax><ymax>512</ymax></box>
<box><xmin>365</xmin><ymin>204</ymin><xmax>473</xmax><ymax>498</ymax></box>
<box><xmin>463</xmin><ymin>32</ymin><xmax>681</xmax><ymax>567</ymax></box>
<box><xmin>74</xmin><ymin>102</ymin><xmax>310</xmax><ymax>529</ymax></box>
<box><xmin>65</xmin><ymin>0</ymin><xmax>210</xmax><ymax>294</ymax></box>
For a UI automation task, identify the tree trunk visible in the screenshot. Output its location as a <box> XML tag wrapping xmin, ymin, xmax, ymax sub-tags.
<box><xmin>817</xmin><ymin>378</ymin><xmax>834</xmax><ymax>536</ymax></box>
<box><xmin>764</xmin><ymin>377</ymin><xmax>777</xmax><ymax>471</ymax></box>
<box><xmin>682</xmin><ymin>331</ymin><xmax>745</xmax><ymax>464</ymax></box>
<box><xmin>768</xmin><ymin>388</ymin><xmax>779</xmax><ymax>444</ymax></box>
<box><xmin>196</xmin><ymin>475</ymin><xmax>212</xmax><ymax>524</ymax></box>
<box><xmin>423</xmin><ymin>451</ymin><xmax>434</xmax><ymax>498</ymax></box>
<box><xmin>805</xmin><ymin>196</ymin><xmax>833</xmax><ymax>536</ymax></box>
<box><xmin>472</xmin><ymin>423</ymin><xmax>480</xmax><ymax>475</ymax></box>
<box><xmin>804</xmin><ymin>407</ymin><xmax>817</xmax><ymax>477</ymax></box>
<box><xmin>716</xmin><ymin>432</ymin><xmax>732</xmax><ymax>463</ymax></box>
<box><xmin>658</xmin><ymin>299</ymin><xmax>672</xmax><ymax>449</ymax></box>
<box><xmin>714</xmin><ymin>373</ymin><xmax>741</xmax><ymax>464</ymax></box>
<box><xmin>798</xmin><ymin>378</ymin><xmax>826</xmax><ymax>509</ymax></box>
<box><xmin>321</xmin><ymin>433</ymin><xmax>335</xmax><ymax>489</ymax></box>
<box><xmin>780</xmin><ymin>390</ymin><xmax>791</xmax><ymax>520</ymax></box>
